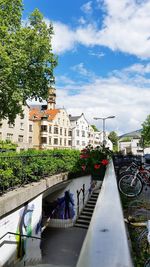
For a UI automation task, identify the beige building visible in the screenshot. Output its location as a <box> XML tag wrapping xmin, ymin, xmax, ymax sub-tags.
<box><xmin>30</xmin><ymin>87</ymin><xmax>72</xmax><ymax>150</ymax></box>
<box><xmin>0</xmin><ymin>105</ymin><xmax>33</xmax><ymax>152</ymax></box>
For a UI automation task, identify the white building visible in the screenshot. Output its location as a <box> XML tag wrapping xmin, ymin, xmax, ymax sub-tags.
<box><xmin>0</xmin><ymin>105</ymin><xmax>33</xmax><ymax>152</ymax></box>
<box><xmin>118</xmin><ymin>129</ymin><xmax>147</xmax><ymax>155</ymax></box>
<box><xmin>69</xmin><ymin>113</ymin><xmax>89</xmax><ymax>150</ymax></box>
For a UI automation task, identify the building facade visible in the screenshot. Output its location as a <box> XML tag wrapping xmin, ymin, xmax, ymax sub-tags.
<box><xmin>30</xmin><ymin>87</ymin><xmax>72</xmax><ymax>150</ymax></box>
<box><xmin>0</xmin><ymin>105</ymin><xmax>33</xmax><ymax>152</ymax></box>
<box><xmin>69</xmin><ymin>113</ymin><xmax>90</xmax><ymax>150</ymax></box>
<box><xmin>119</xmin><ymin>130</ymin><xmax>144</xmax><ymax>155</ymax></box>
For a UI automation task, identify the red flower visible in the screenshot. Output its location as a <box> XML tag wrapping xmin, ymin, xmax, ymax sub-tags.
<box><xmin>81</xmin><ymin>149</ymin><xmax>87</xmax><ymax>153</ymax></box>
<box><xmin>94</xmin><ymin>164</ymin><xmax>101</xmax><ymax>169</ymax></box>
<box><xmin>101</xmin><ymin>159</ymin><xmax>109</xmax><ymax>165</ymax></box>
<box><xmin>81</xmin><ymin>165</ymin><xmax>86</xmax><ymax>171</ymax></box>
<box><xmin>80</xmin><ymin>154</ymin><xmax>89</xmax><ymax>159</ymax></box>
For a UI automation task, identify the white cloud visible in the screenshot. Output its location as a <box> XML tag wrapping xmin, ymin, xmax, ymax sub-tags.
<box><xmin>55</xmin><ymin>69</ymin><xmax>150</xmax><ymax>134</ymax></box>
<box><xmin>71</xmin><ymin>63</ymin><xmax>91</xmax><ymax>76</ymax></box>
<box><xmin>89</xmin><ymin>50</ymin><xmax>105</xmax><ymax>58</ymax></box>
<box><xmin>49</xmin><ymin>1</ymin><xmax>150</xmax><ymax>58</ymax></box>
<box><xmin>123</xmin><ymin>63</ymin><xmax>150</xmax><ymax>75</ymax></box>
<box><xmin>52</xmin><ymin>22</ymin><xmax>76</xmax><ymax>54</ymax></box>
<box><xmin>81</xmin><ymin>1</ymin><xmax>93</xmax><ymax>14</ymax></box>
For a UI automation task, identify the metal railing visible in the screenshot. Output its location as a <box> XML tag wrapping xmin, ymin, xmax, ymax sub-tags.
<box><xmin>76</xmin><ymin>160</ymin><xmax>134</xmax><ymax>267</ymax></box>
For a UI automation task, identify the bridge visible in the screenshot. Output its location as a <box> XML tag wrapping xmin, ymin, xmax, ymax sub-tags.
<box><xmin>0</xmin><ymin>159</ymin><xmax>149</xmax><ymax>267</ymax></box>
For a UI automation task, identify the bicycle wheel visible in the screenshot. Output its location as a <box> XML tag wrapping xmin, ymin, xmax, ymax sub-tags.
<box><xmin>144</xmin><ymin>257</ymin><xmax>150</xmax><ymax>267</ymax></box>
<box><xmin>136</xmin><ymin>229</ymin><xmax>150</xmax><ymax>256</ymax></box>
<box><xmin>118</xmin><ymin>174</ymin><xmax>143</xmax><ymax>197</ymax></box>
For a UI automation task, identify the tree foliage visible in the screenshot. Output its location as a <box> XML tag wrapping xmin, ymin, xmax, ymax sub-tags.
<box><xmin>108</xmin><ymin>131</ymin><xmax>118</xmax><ymax>151</ymax></box>
<box><xmin>91</xmin><ymin>125</ymin><xmax>98</xmax><ymax>132</ymax></box>
<box><xmin>141</xmin><ymin>115</ymin><xmax>150</xmax><ymax>147</ymax></box>
<box><xmin>0</xmin><ymin>0</ymin><xmax>57</xmax><ymax>122</ymax></box>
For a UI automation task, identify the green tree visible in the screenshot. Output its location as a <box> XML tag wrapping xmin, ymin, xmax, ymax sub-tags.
<box><xmin>108</xmin><ymin>131</ymin><xmax>118</xmax><ymax>151</ymax></box>
<box><xmin>0</xmin><ymin>0</ymin><xmax>57</xmax><ymax>122</ymax></box>
<box><xmin>91</xmin><ymin>125</ymin><xmax>98</xmax><ymax>132</ymax></box>
<box><xmin>141</xmin><ymin>115</ymin><xmax>150</xmax><ymax>147</ymax></box>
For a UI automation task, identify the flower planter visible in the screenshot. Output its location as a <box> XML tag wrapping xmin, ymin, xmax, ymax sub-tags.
<box><xmin>91</xmin><ymin>165</ymin><xmax>106</xmax><ymax>181</ymax></box>
<box><xmin>79</xmin><ymin>145</ymin><xmax>111</xmax><ymax>181</ymax></box>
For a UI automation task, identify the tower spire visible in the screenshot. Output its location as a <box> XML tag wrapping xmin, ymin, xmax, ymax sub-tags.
<box><xmin>47</xmin><ymin>87</ymin><xmax>56</xmax><ymax>109</ymax></box>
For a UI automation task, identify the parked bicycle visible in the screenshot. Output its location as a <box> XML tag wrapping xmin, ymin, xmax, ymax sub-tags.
<box><xmin>118</xmin><ymin>165</ymin><xmax>150</xmax><ymax>197</ymax></box>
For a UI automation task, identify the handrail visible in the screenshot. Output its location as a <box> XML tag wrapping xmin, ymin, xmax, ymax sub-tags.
<box><xmin>76</xmin><ymin>160</ymin><xmax>134</xmax><ymax>267</ymax></box>
<box><xmin>0</xmin><ymin>231</ymin><xmax>41</xmax><ymax>242</ymax></box>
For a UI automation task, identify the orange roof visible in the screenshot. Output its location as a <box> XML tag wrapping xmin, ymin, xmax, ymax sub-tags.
<box><xmin>29</xmin><ymin>108</ymin><xmax>60</xmax><ymax>121</ymax></box>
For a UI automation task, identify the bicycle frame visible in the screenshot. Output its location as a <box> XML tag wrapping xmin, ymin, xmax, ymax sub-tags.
<box><xmin>131</xmin><ymin>170</ymin><xmax>140</xmax><ymax>186</ymax></box>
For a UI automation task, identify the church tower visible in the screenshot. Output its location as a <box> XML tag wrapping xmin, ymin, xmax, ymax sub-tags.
<box><xmin>47</xmin><ymin>87</ymin><xmax>56</xmax><ymax>110</ymax></box>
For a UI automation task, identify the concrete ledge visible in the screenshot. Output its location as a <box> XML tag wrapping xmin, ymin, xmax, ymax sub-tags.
<box><xmin>76</xmin><ymin>161</ymin><xmax>134</xmax><ymax>267</ymax></box>
<box><xmin>0</xmin><ymin>172</ymin><xmax>68</xmax><ymax>218</ymax></box>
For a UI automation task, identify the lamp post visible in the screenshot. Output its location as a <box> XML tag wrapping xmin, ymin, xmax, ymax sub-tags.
<box><xmin>93</xmin><ymin>116</ymin><xmax>115</xmax><ymax>147</ymax></box>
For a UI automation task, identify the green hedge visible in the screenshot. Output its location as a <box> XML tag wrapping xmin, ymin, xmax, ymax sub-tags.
<box><xmin>0</xmin><ymin>149</ymin><xmax>82</xmax><ymax>194</ymax></box>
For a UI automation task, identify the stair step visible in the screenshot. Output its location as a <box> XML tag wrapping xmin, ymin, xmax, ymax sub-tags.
<box><xmin>76</xmin><ymin>219</ymin><xmax>90</xmax><ymax>225</ymax></box>
<box><xmin>78</xmin><ymin>214</ymin><xmax>91</xmax><ymax>220</ymax></box>
<box><xmin>74</xmin><ymin>223</ymin><xmax>89</xmax><ymax>229</ymax></box>
<box><xmin>90</xmin><ymin>195</ymin><xmax>98</xmax><ymax>198</ymax></box>
<box><xmin>87</xmin><ymin>200</ymin><xmax>97</xmax><ymax>204</ymax></box>
<box><xmin>82</xmin><ymin>209</ymin><xmax>93</xmax><ymax>214</ymax></box>
<box><xmin>86</xmin><ymin>203</ymin><xmax>96</xmax><ymax>207</ymax></box>
<box><xmin>84</xmin><ymin>206</ymin><xmax>95</xmax><ymax>211</ymax></box>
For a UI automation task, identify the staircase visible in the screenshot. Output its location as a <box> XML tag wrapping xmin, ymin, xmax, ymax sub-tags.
<box><xmin>74</xmin><ymin>190</ymin><xmax>100</xmax><ymax>229</ymax></box>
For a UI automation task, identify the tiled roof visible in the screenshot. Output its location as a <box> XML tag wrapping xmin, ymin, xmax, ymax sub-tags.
<box><xmin>29</xmin><ymin>108</ymin><xmax>60</xmax><ymax>121</ymax></box>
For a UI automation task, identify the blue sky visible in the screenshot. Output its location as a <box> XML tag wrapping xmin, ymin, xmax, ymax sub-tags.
<box><xmin>23</xmin><ymin>0</ymin><xmax>150</xmax><ymax>135</ymax></box>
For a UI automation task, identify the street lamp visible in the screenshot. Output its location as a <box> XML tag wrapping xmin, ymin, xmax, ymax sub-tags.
<box><xmin>93</xmin><ymin>116</ymin><xmax>115</xmax><ymax>147</ymax></box>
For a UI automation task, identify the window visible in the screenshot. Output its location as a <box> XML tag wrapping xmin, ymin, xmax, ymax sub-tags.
<box><xmin>29</xmin><ymin>125</ymin><xmax>33</xmax><ymax>132</ymax></box>
<box><xmin>29</xmin><ymin>136</ymin><xmax>32</xmax><ymax>144</ymax></box>
<box><xmin>49</xmin><ymin>137</ymin><xmax>51</xmax><ymax>145</ymax></box>
<box><xmin>54</xmin><ymin>138</ymin><xmax>58</xmax><ymax>145</ymax></box>
<box><xmin>54</xmin><ymin>127</ymin><xmax>58</xmax><ymax>134</ymax></box>
<box><xmin>82</xmin><ymin>131</ymin><xmax>85</xmax><ymax>137</ymax></box>
<box><xmin>18</xmin><ymin>135</ymin><xmax>23</xmax><ymax>142</ymax></box>
<box><xmin>82</xmin><ymin>141</ymin><xmax>85</xmax><ymax>146</ymax></box>
<box><xmin>0</xmin><ymin>123</ymin><xmax>2</xmax><ymax>128</ymax></box>
<box><xmin>64</xmin><ymin>129</ymin><xmax>67</xmax><ymax>136</ymax></box>
<box><xmin>60</xmin><ymin>128</ymin><xmax>62</xmax><ymax>135</ymax></box>
<box><xmin>76</xmin><ymin>140</ymin><xmax>80</xmax><ymax>145</ymax></box>
<box><xmin>60</xmin><ymin>138</ymin><xmax>62</xmax><ymax>145</ymax></box>
<box><xmin>20</xmin><ymin>123</ymin><xmax>24</xmax><ymax>130</ymax></box>
<box><xmin>49</xmin><ymin>126</ymin><xmax>52</xmax><ymax>133</ymax></box>
<box><xmin>76</xmin><ymin>130</ymin><xmax>79</xmax><ymax>136</ymax></box>
<box><xmin>68</xmin><ymin>130</ymin><xmax>72</xmax><ymax>136</ymax></box>
<box><xmin>6</xmin><ymin>133</ymin><xmax>13</xmax><ymax>141</ymax></box>
<box><xmin>9</xmin><ymin>123</ymin><xmax>14</xmax><ymax>128</ymax></box>
<box><xmin>68</xmin><ymin>140</ymin><xmax>72</xmax><ymax>146</ymax></box>
<box><xmin>64</xmin><ymin>139</ymin><xmax>66</xmax><ymax>146</ymax></box>
<box><xmin>41</xmin><ymin>137</ymin><xmax>47</xmax><ymax>144</ymax></box>
<box><xmin>41</xmin><ymin>125</ymin><xmax>47</xmax><ymax>132</ymax></box>
<box><xmin>20</xmin><ymin>114</ymin><xmax>24</xmax><ymax>119</ymax></box>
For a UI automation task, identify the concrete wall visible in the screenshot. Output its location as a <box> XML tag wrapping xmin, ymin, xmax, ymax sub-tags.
<box><xmin>0</xmin><ymin>172</ymin><xmax>93</xmax><ymax>266</ymax></box>
<box><xmin>0</xmin><ymin>195</ymin><xmax>42</xmax><ymax>267</ymax></box>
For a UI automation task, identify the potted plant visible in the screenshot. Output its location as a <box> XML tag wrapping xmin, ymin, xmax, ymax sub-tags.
<box><xmin>80</xmin><ymin>145</ymin><xmax>113</xmax><ymax>180</ymax></box>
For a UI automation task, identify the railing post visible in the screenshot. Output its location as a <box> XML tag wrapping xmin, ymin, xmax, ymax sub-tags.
<box><xmin>82</xmin><ymin>184</ymin><xmax>85</xmax><ymax>205</ymax></box>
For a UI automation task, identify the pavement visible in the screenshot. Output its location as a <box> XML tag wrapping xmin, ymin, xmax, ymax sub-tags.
<box><xmin>40</xmin><ymin>226</ymin><xmax>87</xmax><ymax>267</ymax></box>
